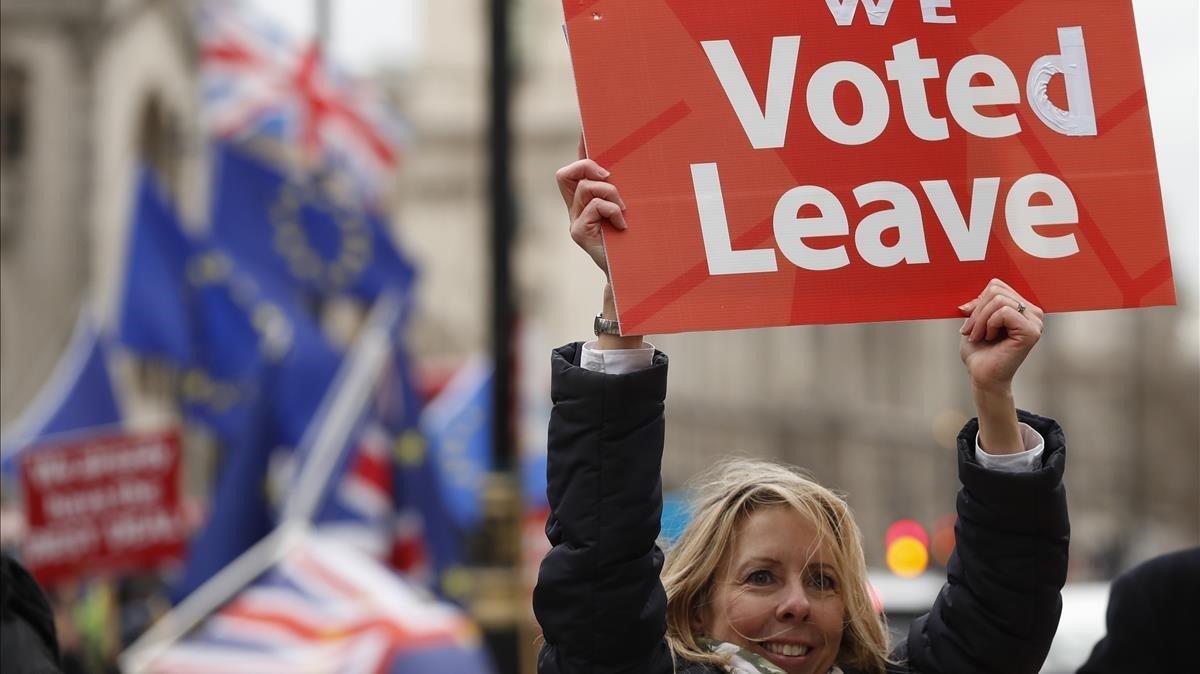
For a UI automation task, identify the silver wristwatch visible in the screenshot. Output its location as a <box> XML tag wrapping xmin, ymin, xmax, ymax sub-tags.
<box><xmin>593</xmin><ymin>313</ymin><xmax>621</xmax><ymax>336</ymax></box>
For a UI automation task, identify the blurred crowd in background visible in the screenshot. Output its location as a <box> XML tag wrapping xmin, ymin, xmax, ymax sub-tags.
<box><xmin>0</xmin><ymin>1</ymin><xmax>1196</xmax><ymax>673</ymax></box>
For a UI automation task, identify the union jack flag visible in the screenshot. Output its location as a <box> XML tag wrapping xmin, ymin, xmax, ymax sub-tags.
<box><xmin>315</xmin><ymin>422</ymin><xmax>434</xmax><ymax>582</ymax></box>
<box><xmin>144</xmin><ymin>533</ymin><xmax>491</xmax><ymax>674</ymax></box>
<box><xmin>197</xmin><ymin>1</ymin><xmax>405</xmax><ymax>198</ymax></box>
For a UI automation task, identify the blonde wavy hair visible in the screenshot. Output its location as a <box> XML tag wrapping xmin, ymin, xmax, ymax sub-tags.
<box><xmin>661</xmin><ymin>458</ymin><xmax>891</xmax><ymax>673</ymax></box>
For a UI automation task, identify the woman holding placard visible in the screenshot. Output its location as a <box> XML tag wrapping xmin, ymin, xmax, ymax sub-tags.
<box><xmin>532</xmin><ymin>153</ymin><xmax>1069</xmax><ymax>674</ymax></box>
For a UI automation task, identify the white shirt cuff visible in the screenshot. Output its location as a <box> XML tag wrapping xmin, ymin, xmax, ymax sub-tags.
<box><xmin>580</xmin><ymin>340</ymin><xmax>655</xmax><ymax>375</ymax></box>
<box><xmin>974</xmin><ymin>423</ymin><xmax>1045</xmax><ymax>473</ymax></box>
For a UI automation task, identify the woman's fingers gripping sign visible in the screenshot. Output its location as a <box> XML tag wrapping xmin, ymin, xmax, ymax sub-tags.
<box><xmin>555</xmin><ymin>159</ymin><xmax>611</xmax><ymax>214</ymax></box>
<box><xmin>556</xmin><ymin>136</ymin><xmax>626</xmax><ymax>275</ymax></box>
<box><xmin>959</xmin><ymin>278</ymin><xmax>1044</xmax><ymax>342</ymax></box>
<box><xmin>957</xmin><ymin>279</ymin><xmax>1044</xmax><ymax>390</ymax></box>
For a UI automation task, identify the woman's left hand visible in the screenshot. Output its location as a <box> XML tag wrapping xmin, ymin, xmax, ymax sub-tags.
<box><xmin>958</xmin><ymin>279</ymin><xmax>1044</xmax><ymax>455</ymax></box>
<box><xmin>958</xmin><ymin>278</ymin><xmax>1044</xmax><ymax>393</ymax></box>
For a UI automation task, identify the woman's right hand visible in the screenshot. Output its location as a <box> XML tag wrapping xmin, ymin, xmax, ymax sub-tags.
<box><xmin>555</xmin><ymin>139</ymin><xmax>627</xmax><ymax>275</ymax></box>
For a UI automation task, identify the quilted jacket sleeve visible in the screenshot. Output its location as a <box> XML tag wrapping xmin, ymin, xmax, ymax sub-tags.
<box><xmin>533</xmin><ymin>343</ymin><xmax>675</xmax><ymax>674</ymax></box>
<box><xmin>902</xmin><ymin>410</ymin><xmax>1070</xmax><ymax>674</ymax></box>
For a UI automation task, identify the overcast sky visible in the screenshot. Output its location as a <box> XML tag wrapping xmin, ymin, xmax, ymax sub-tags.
<box><xmin>248</xmin><ymin>0</ymin><xmax>423</xmax><ymax>72</ymax></box>
<box><xmin>249</xmin><ymin>0</ymin><xmax>1198</xmax><ymax>301</ymax></box>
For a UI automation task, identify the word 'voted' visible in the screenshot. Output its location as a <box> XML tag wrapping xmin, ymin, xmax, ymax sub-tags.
<box><xmin>705</xmin><ymin>30</ymin><xmax>1095</xmax><ymax>148</ymax></box>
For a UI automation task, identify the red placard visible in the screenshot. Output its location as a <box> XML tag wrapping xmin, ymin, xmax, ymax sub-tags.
<box><xmin>19</xmin><ymin>428</ymin><xmax>188</xmax><ymax>585</ymax></box>
<box><xmin>564</xmin><ymin>0</ymin><xmax>1174</xmax><ymax>334</ymax></box>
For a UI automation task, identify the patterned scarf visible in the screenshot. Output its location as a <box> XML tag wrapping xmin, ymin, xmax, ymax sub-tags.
<box><xmin>698</xmin><ymin>637</ymin><xmax>844</xmax><ymax>674</ymax></box>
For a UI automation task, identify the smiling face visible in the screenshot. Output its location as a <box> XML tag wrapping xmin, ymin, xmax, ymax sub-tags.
<box><xmin>698</xmin><ymin>506</ymin><xmax>846</xmax><ymax>674</ymax></box>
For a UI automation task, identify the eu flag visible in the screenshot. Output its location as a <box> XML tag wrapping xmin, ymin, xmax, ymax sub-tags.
<box><xmin>209</xmin><ymin>143</ymin><xmax>416</xmax><ymax>302</ymax></box>
<box><xmin>116</xmin><ymin>169</ymin><xmax>194</xmax><ymax>365</ymax></box>
<box><xmin>421</xmin><ymin>357</ymin><xmax>494</xmax><ymax>531</ymax></box>
<box><xmin>0</xmin><ymin>310</ymin><xmax>122</xmax><ymax>474</ymax></box>
<box><xmin>174</xmin><ymin>253</ymin><xmax>343</xmax><ymax>601</ymax></box>
<box><xmin>266</xmin><ymin>298</ymin><xmax>343</xmax><ymax>448</ymax></box>
<box><xmin>171</xmin><ymin>400</ymin><xmax>272</xmax><ymax>601</ymax></box>
<box><xmin>178</xmin><ymin>250</ymin><xmax>268</xmax><ymax>443</ymax></box>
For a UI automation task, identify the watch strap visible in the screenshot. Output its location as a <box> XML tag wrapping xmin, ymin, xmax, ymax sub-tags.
<box><xmin>593</xmin><ymin>314</ymin><xmax>621</xmax><ymax>336</ymax></box>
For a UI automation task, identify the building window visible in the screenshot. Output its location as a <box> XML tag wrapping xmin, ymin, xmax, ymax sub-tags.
<box><xmin>136</xmin><ymin>96</ymin><xmax>180</xmax><ymax>195</ymax></box>
<box><xmin>0</xmin><ymin>62</ymin><xmax>29</xmax><ymax>245</ymax></box>
<box><xmin>0</xmin><ymin>63</ymin><xmax>27</xmax><ymax>162</ymax></box>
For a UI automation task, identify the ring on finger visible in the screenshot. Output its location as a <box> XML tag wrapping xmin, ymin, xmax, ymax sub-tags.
<box><xmin>1016</xmin><ymin>301</ymin><xmax>1027</xmax><ymax>315</ymax></box>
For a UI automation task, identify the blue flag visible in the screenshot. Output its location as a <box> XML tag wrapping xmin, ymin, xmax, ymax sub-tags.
<box><xmin>171</xmin><ymin>252</ymin><xmax>274</xmax><ymax>601</ymax></box>
<box><xmin>171</xmin><ymin>402</ymin><xmax>271</xmax><ymax>601</ymax></box>
<box><xmin>177</xmin><ymin>250</ymin><xmax>269</xmax><ymax>443</ymax></box>
<box><xmin>173</xmin><ymin>253</ymin><xmax>343</xmax><ymax>601</ymax></box>
<box><xmin>116</xmin><ymin>169</ymin><xmax>194</xmax><ymax>365</ymax></box>
<box><xmin>266</xmin><ymin>299</ymin><xmax>343</xmax><ymax>448</ymax></box>
<box><xmin>170</xmin><ymin>144</ymin><xmax>417</xmax><ymax>602</ymax></box>
<box><xmin>0</xmin><ymin>310</ymin><xmax>122</xmax><ymax>474</ymax></box>
<box><xmin>420</xmin><ymin>357</ymin><xmax>494</xmax><ymax>531</ymax></box>
<box><xmin>386</xmin><ymin>346</ymin><xmax>469</xmax><ymax>598</ymax></box>
<box><xmin>209</xmin><ymin>143</ymin><xmax>416</xmax><ymax>302</ymax></box>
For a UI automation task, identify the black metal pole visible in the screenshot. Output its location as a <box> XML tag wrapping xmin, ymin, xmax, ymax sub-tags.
<box><xmin>489</xmin><ymin>0</ymin><xmax>515</xmax><ymax>472</ymax></box>
<box><xmin>486</xmin><ymin>2</ymin><xmax>520</xmax><ymax>673</ymax></box>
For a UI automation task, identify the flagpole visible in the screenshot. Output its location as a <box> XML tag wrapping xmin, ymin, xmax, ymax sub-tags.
<box><xmin>281</xmin><ymin>293</ymin><xmax>404</xmax><ymax>523</ymax></box>
<box><xmin>315</xmin><ymin>0</ymin><xmax>331</xmax><ymax>56</ymax></box>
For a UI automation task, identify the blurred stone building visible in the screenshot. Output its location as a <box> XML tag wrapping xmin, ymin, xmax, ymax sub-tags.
<box><xmin>398</xmin><ymin>0</ymin><xmax>1199</xmax><ymax>579</ymax></box>
<box><xmin>1</xmin><ymin>0</ymin><xmax>201</xmax><ymax>429</ymax></box>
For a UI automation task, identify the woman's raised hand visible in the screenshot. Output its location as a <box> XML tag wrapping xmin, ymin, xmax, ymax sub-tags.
<box><xmin>958</xmin><ymin>278</ymin><xmax>1044</xmax><ymax>391</ymax></box>
<box><xmin>958</xmin><ymin>278</ymin><xmax>1045</xmax><ymax>455</ymax></box>
<box><xmin>555</xmin><ymin>138</ymin><xmax>626</xmax><ymax>275</ymax></box>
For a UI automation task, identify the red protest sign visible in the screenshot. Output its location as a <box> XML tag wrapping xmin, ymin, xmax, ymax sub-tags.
<box><xmin>19</xmin><ymin>428</ymin><xmax>188</xmax><ymax>585</ymax></box>
<box><xmin>564</xmin><ymin>0</ymin><xmax>1174</xmax><ymax>334</ymax></box>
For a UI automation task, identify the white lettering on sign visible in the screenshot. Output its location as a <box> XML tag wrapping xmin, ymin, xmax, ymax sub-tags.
<box><xmin>920</xmin><ymin>0</ymin><xmax>956</xmax><ymax>24</ymax></box>
<box><xmin>692</xmin><ymin>163</ymin><xmax>778</xmax><ymax>275</ymax></box>
<box><xmin>807</xmin><ymin>60</ymin><xmax>891</xmax><ymax>145</ymax></box>
<box><xmin>824</xmin><ymin>0</ymin><xmax>897</xmax><ymax>26</ymax></box>
<box><xmin>774</xmin><ymin>185</ymin><xmax>850</xmax><ymax>271</ymax></box>
<box><xmin>1028</xmin><ymin>27</ymin><xmax>1097</xmax><ymax>136</ymax></box>
<box><xmin>1005</xmin><ymin>173</ymin><xmax>1081</xmax><ymax>259</ymax></box>
<box><xmin>703</xmin><ymin>30</ymin><xmax>1096</xmax><ymax>145</ymax></box>
<box><xmin>22</xmin><ymin>526</ymin><xmax>101</xmax><ymax>566</ymax></box>
<box><xmin>701</xmin><ymin>36</ymin><xmax>801</xmax><ymax>150</ymax></box>
<box><xmin>886</xmin><ymin>39</ymin><xmax>949</xmax><ymax>141</ymax></box>
<box><xmin>853</xmin><ymin>181</ymin><xmax>930</xmax><ymax>267</ymax></box>
<box><xmin>824</xmin><ymin>0</ymin><xmax>960</xmax><ymax>26</ymax></box>
<box><xmin>691</xmin><ymin>170</ymin><xmax>1080</xmax><ymax>274</ymax></box>
<box><xmin>946</xmin><ymin>55</ymin><xmax>1022</xmax><ymax>138</ymax></box>
<box><xmin>28</xmin><ymin>439</ymin><xmax>173</xmax><ymax>489</ymax></box>
<box><xmin>43</xmin><ymin>479</ymin><xmax>163</xmax><ymax>520</ymax></box>
<box><xmin>920</xmin><ymin>178</ymin><xmax>1001</xmax><ymax>262</ymax></box>
<box><xmin>104</xmin><ymin>511</ymin><xmax>182</xmax><ymax>550</ymax></box>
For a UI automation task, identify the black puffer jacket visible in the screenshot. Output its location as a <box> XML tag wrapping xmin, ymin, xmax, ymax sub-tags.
<box><xmin>533</xmin><ymin>343</ymin><xmax>1069</xmax><ymax>674</ymax></box>
<box><xmin>1</xmin><ymin>555</ymin><xmax>61</xmax><ymax>674</ymax></box>
<box><xmin>1077</xmin><ymin>547</ymin><xmax>1198</xmax><ymax>673</ymax></box>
